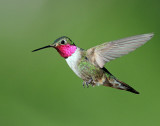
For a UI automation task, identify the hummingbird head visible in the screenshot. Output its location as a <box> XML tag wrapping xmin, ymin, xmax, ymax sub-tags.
<box><xmin>32</xmin><ymin>36</ymin><xmax>77</xmax><ymax>58</ymax></box>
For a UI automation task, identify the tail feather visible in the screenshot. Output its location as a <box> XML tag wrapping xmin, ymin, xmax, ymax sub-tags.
<box><xmin>114</xmin><ymin>78</ymin><xmax>139</xmax><ymax>94</ymax></box>
<box><xmin>102</xmin><ymin>67</ymin><xmax>139</xmax><ymax>94</ymax></box>
<box><xmin>103</xmin><ymin>76</ymin><xmax>139</xmax><ymax>94</ymax></box>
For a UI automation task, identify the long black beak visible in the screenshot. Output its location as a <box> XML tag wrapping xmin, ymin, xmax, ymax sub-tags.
<box><xmin>32</xmin><ymin>45</ymin><xmax>52</xmax><ymax>52</ymax></box>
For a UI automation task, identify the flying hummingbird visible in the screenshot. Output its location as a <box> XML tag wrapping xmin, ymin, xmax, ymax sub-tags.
<box><xmin>32</xmin><ymin>33</ymin><xmax>154</xmax><ymax>94</ymax></box>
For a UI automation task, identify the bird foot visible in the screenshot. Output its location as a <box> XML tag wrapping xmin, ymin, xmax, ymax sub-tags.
<box><xmin>82</xmin><ymin>79</ymin><xmax>92</xmax><ymax>88</ymax></box>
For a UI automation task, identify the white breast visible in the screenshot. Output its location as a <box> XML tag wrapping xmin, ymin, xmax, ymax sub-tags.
<box><xmin>65</xmin><ymin>48</ymin><xmax>81</xmax><ymax>78</ymax></box>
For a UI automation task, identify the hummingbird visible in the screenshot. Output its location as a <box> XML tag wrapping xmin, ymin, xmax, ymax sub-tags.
<box><xmin>32</xmin><ymin>33</ymin><xmax>154</xmax><ymax>94</ymax></box>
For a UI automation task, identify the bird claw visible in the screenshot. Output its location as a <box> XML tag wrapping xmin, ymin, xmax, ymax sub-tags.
<box><xmin>86</xmin><ymin>82</ymin><xmax>89</xmax><ymax>88</ymax></box>
<box><xmin>83</xmin><ymin>82</ymin><xmax>85</xmax><ymax>88</ymax></box>
<box><xmin>82</xmin><ymin>79</ymin><xmax>92</xmax><ymax>88</ymax></box>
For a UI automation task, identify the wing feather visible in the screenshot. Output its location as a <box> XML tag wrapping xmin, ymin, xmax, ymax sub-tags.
<box><xmin>87</xmin><ymin>33</ymin><xmax>154</xmax><ymax>68</ymax></box>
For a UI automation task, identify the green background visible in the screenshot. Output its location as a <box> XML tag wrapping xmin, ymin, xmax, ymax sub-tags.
<box><xmin>0</xmin><ymin>0</ymin><xmax>160</xmax><ymax>126</ymax></box>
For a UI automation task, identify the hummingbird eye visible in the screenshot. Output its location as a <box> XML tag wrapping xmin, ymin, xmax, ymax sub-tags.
<box><xmin>61</xmin><ymin>40</ymin><xmax>65</xmax><ymax>44</ymax></box>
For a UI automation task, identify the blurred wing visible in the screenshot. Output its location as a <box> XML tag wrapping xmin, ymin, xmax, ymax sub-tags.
<box><xmin>87</xmin><ymin>33</ymin><xmax>154</xmax><ymax>68</ymax></box>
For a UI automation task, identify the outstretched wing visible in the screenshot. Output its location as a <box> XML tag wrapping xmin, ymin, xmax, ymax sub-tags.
<box><xmin>86</xmin><ymin>33</ymin><xmax>154</xmax><ymax>68</ymax></box>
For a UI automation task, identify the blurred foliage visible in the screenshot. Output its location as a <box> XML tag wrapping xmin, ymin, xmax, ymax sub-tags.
<box><xmin>0</xmin><ymin>0</ymin><xmax>160</xmax><ymax>126</ymax></box>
